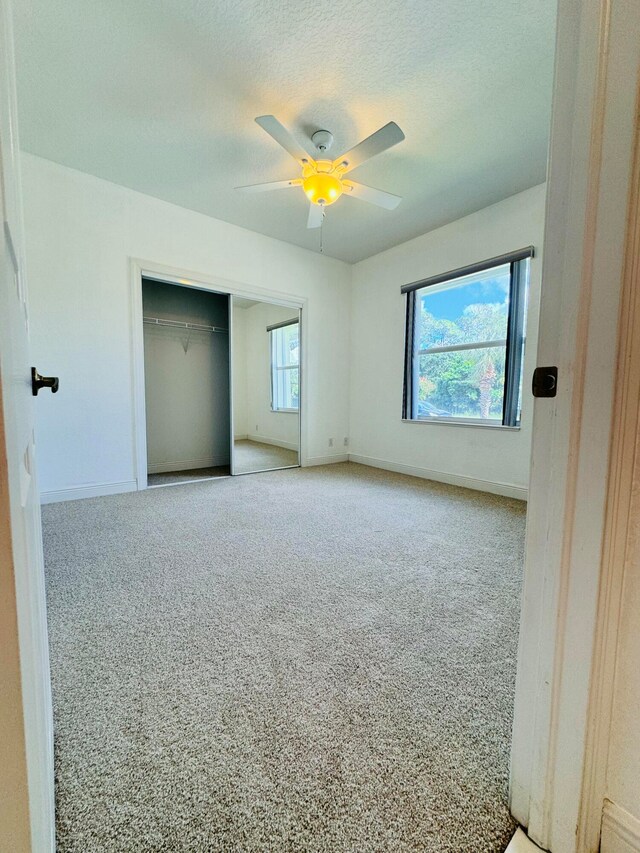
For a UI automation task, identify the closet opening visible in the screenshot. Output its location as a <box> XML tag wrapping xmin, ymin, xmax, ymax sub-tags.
<box><xmin>142</xmin><ymin>277</ymin><xmax>231</xmax><ymax>487</ymax></box>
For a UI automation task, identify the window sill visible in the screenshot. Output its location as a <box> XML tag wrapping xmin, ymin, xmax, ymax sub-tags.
<box><xmin>271</xmin><ymin>408</ymin><xmax>299</xmax><ymax>414</ymax></box>
<box><xmin>402</xmin><ymin>418</ymin><xmax>520</xmax><ymax>431</ymax></box>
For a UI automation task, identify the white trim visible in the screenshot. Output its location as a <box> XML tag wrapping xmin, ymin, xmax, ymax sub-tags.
<box><xmin>244</xmin><ymin>435</ymin><xmax>298</xmax><ymax>452</ymax></box>
<box><xmin>578</xmin><ymin>70</ymin><xmax>640</xmax><ymax>852</ymax></box>
<box><xmin>402</xmin><ymin>417</ymin><xmax>520</xmax><ymax>430</ymax></box>
<box><xmin>147</xmin><ymin>456</ymin><xmax>230</xmax><ymax>474</ymax></box>
<box><xmin>601</xmin><ymin>801</ymin><xmax>640</xmax><ymax>851</ymax></box>
<box><xmin>135</xmin><ymin>259</ymin><xmax>305</xmax><ymax>309</ymax></box>
<box><xmin>130</xmin><ymin>259</ymin><xmax>148</xmax><ymax>489</ymax></box>
<box><xmin>40</xmin><ymin>480</ymin><xmax>137</xmax><ymax>504</ymax></box>
<box><xmin>148</xmin><ymin>475</ymin><xmax>230</xmax><ymax>489</ymax></box>
<box><xmin>228</xmin><ymin>294</ymin><xmax>235</xmax><ymax>475</ymax></box>
<box><xmin>348</xmin><ymin>454</ymin><xmax>528</xmax><ymax>500</ymax></box>
<box><xmin>505</xmin><ymin>828</ymin><xmax>545</xmax><ymax>853</ymax></box>
<box><xmin>303</xmin><ymin>453</ymin><xmax>349</xmax><ymax>467</ymax></box>
<box><xmin>129</xmin><ymin>258</ymin><xmax>309</xmax><ymax>486</ymax></box>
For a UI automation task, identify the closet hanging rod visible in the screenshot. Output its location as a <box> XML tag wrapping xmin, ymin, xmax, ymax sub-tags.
<box><xmin>143</xmin><ymin>316</ymin><xmax>228</xmax><ymax>334</ymax></box>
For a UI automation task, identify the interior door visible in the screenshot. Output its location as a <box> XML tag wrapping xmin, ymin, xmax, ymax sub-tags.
<box><xmin>0</xmin><ymin>0</ymin><xmax>55</xmax><ymax>849</ymax></box>
<box><xmin>509</xmin><ymin>1</ymin><xmax>640</xmax><ymax>849</ymax></box>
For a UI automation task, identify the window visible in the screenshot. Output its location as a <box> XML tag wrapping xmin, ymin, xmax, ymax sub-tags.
<box><xmin>270</xmin><ymin>320</ymin><xmax>299</xmax><ymax>412</ymax></box>
<box><xmin>402</xmin><ymin>250</ymin><xmax>531</xmax><ymax>426</ymax></box>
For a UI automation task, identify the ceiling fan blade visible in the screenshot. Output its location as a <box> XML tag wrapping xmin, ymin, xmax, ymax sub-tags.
<box><xmin>236</xmin><ymin>179</ymin><xmax>301</xmax><ymax>193</ymax></box>
<box><xmin>255</xmin><ymin>115</ymin><xmax>313</xmax><ymax>165</ymax></box>
<box><xmin>307</xmin><ymin>204</ymin><xmax>324</xmax><ymax>229</ymax></box>
<box><xmin>342</xmin><ymin>180</ymin><xmax>402</xmax><ymax>210</ymax></box>
<box><xmin>334</xmin><ymin>121</ymin><xmax>405</xmax><ymax>173</ymax></box>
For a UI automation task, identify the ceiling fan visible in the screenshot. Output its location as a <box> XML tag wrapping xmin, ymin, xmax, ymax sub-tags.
<box><xmin>237</xmin><ymin>115</ymin><xmax>405</xmax><ymax>228</ymax></box>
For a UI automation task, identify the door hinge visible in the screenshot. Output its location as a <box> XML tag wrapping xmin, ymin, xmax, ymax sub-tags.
<box><xmin>532</xmin><ymin>366</ymin><xmax>558</xmax><ymax>398</ymax></box>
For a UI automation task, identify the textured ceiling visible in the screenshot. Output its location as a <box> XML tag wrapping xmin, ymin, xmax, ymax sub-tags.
<box><xmin>232</xmin><ymin>296</ymin><xmax>261</xmax><ymax>310</ymax></box>
<box><xmin>13</xmin><ymin>0</ymin><xmax>557</xmax><ymax>263</ymax></box>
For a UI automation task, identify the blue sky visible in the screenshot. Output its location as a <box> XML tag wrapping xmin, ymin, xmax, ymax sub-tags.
<box><xmin>420</xmin><ymin>273</ymin><xmax>510</xmax><ymax>322</ymax></box>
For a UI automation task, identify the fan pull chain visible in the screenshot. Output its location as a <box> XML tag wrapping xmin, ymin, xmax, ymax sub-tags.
<box><xmin>320</xmin><ymin>210</ymin><xmax>324</xmax><ymax>254</ymax></box>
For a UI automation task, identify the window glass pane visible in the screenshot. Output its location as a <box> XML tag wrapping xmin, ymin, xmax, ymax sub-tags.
<box><xmin>285</xmin><ymin>367</ymin><xmax>299</xmax><ymax>409</ymax></box>
<box><xmin>417</xmin><ymin>345</ymin><xmax>506</xmax><ymax>420</ymax></box>
<box><xmin>273</xmin><ymin>368</ymin><xmax>299</xmax><ymax>410</ymax></box>
<box><xmin>273</xmin><ymin>323</ymin><xmax>299</xmax><ymax>368</ymax></box>
<box><xmin>283</xmin><ymin>323</ymin><xmax>299</xmax><ymax>366</ymax></box>
<box><xmin>271</xmin><ymin>322</ymin><xmax>299</xmax><ymax>411</ymax></box>
<box><xmin>273</xmin><ymin>364</ymin><xmax>284</xmax><ymax>409</ymax></box>
<box><xmin>417</xmin><ymin>264</ymin><xmax>511</xmax><ymax>350</ymax></box>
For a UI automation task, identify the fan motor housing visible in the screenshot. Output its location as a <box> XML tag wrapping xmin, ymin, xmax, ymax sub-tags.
<box><xmin>311</xmin><ymin>130</ymin><xmax>334</xmax><ymax>153</ymax></box>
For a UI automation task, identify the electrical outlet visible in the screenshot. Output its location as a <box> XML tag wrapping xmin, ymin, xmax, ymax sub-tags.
<box><xmin>328</xmin><ymin>438</ymin><xmax>334</xmax><ymax>448</ymax></box>
<box><xmin>256</xmin><ymin>424</ymin><xmax>258</xmax><ymax>432</ymax></box>
<box><xmin>344</xmin><ymin>437</ymin><xmax>349</xmax><ymax>447</ymax></box>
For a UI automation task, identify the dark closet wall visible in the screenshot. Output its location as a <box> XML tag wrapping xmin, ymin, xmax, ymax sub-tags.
<box><xmin>142</xmin><ymin>279</ymin><xmax>230</xmax><ymax>474</ymax></box>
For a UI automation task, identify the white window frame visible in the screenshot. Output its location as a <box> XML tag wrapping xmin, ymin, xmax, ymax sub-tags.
<box><xmin>269</xmin><ymin>320</ymin><xmax>299</xmax><ymax>413</ymax></box>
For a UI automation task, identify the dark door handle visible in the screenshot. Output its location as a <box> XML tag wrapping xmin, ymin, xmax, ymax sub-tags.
<box><xmin>532</xmin><ymin>366</ymin><xmax>557</xmax><ymax>398</ymax></box>
<box><xmin>31</xmin><ymin>367</ymin><xmax>59</xmax><ymax>396</ymax></box>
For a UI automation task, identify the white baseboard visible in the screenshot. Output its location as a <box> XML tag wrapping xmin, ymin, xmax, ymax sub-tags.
<box><xmin>147</xmin><ymin>456</ymin><xmax>229</xmax><ymax>474</ymax></box>
<box><xmin>601</xmin><ymin>800</ymin><xmax>640</xmax><ymax>852</ymax></box>
<box><xmin>303</xmin><ymin>453</ymin><xmax>349</xmax><ymax>467</ymax></box>
<box><xmin>347</xmin><ymin>453</ymin><xmax>528</xmax><ymax>500</ymax></box>
<box><xmin>245</xmin><ymin>434</ymin><xmax>298</xmax><ymax>452</ymax></box>
<box><xmin>40</xmin><ymin>480</ymin><xmax>137</xmax><ymax>504</ymax></box>
<box><xmin>234</xmin><ymin>434</ymin><xmax>248</xmax><ymax>441</ymax></box>
<box><xmin>505</xmin><ymin>829</ymin><xmax>544</xmax><ymax>852</ymax></box>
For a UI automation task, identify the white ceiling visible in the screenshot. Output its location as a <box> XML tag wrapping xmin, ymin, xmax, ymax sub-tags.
<box><xmin>232</xmin><ymin>296</ymin><xmax>261</xmax><ymax>310</ymax></box>
<box><xmin>13</xmin><ymin>0</ymin><xmax>557</xmax><ymax>263</ymax></box>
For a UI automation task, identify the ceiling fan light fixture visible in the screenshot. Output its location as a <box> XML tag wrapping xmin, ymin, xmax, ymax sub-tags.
<box><xmin>237</xmin><ymin>116</ymin><xmax>405</xmax><ymax>226</ymax></box>
<box><xmin>303</xmin><ymin>171</ymin><xmax>343</xmax><ymax>206</ymax></box>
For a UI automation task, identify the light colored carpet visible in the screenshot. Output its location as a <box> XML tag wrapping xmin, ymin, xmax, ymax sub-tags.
<box><xmin>42</xmin><ymin>462</ymin><xmax>525</xmax><ymax>852</ymax></box>
<box><xmin>233</xmin><ymin>439</ymin><xmax>298</xmax><ymax>473</ymax></box>
<box><xmin>147</xmin><ymin>465</ymin><xmax>230</xmax><ymax>486</ymax></box>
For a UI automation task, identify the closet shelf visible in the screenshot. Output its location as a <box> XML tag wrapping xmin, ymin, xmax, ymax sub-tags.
<box><xmin>143</xmin><ymin>316</ymin><xmax>228</xmax><ymax>334</ymax></box>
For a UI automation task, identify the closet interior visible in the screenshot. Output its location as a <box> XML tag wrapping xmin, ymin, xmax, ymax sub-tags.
<box><xmin>142</xmin><ymin>278</ymin><xmax>231</xmax><ymax>486</ymax></box>
<box><xmin>141</xmin><ymin>278</ymin><xmax>301</xmax><ymax>487</ymax></box>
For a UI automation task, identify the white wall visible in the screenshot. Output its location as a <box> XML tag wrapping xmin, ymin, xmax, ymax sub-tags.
<box><xmin>348</xmin><ymin>184</ymin><xmax>546</xmax><ymax>499</ymax></box>
<box><xmin>143</xmin><ymin>281</ymin><xmax>230</xmax><ymax>473</ymax></box>
<box><xmin>23</xmin><ymin>154</ymin><xmax>545</xmax><ymax>502</ymax></box>
<box><xmin>23</xmin><ymin>154</ymin><xmax>351</xmax><ymax>501</ymax></box>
